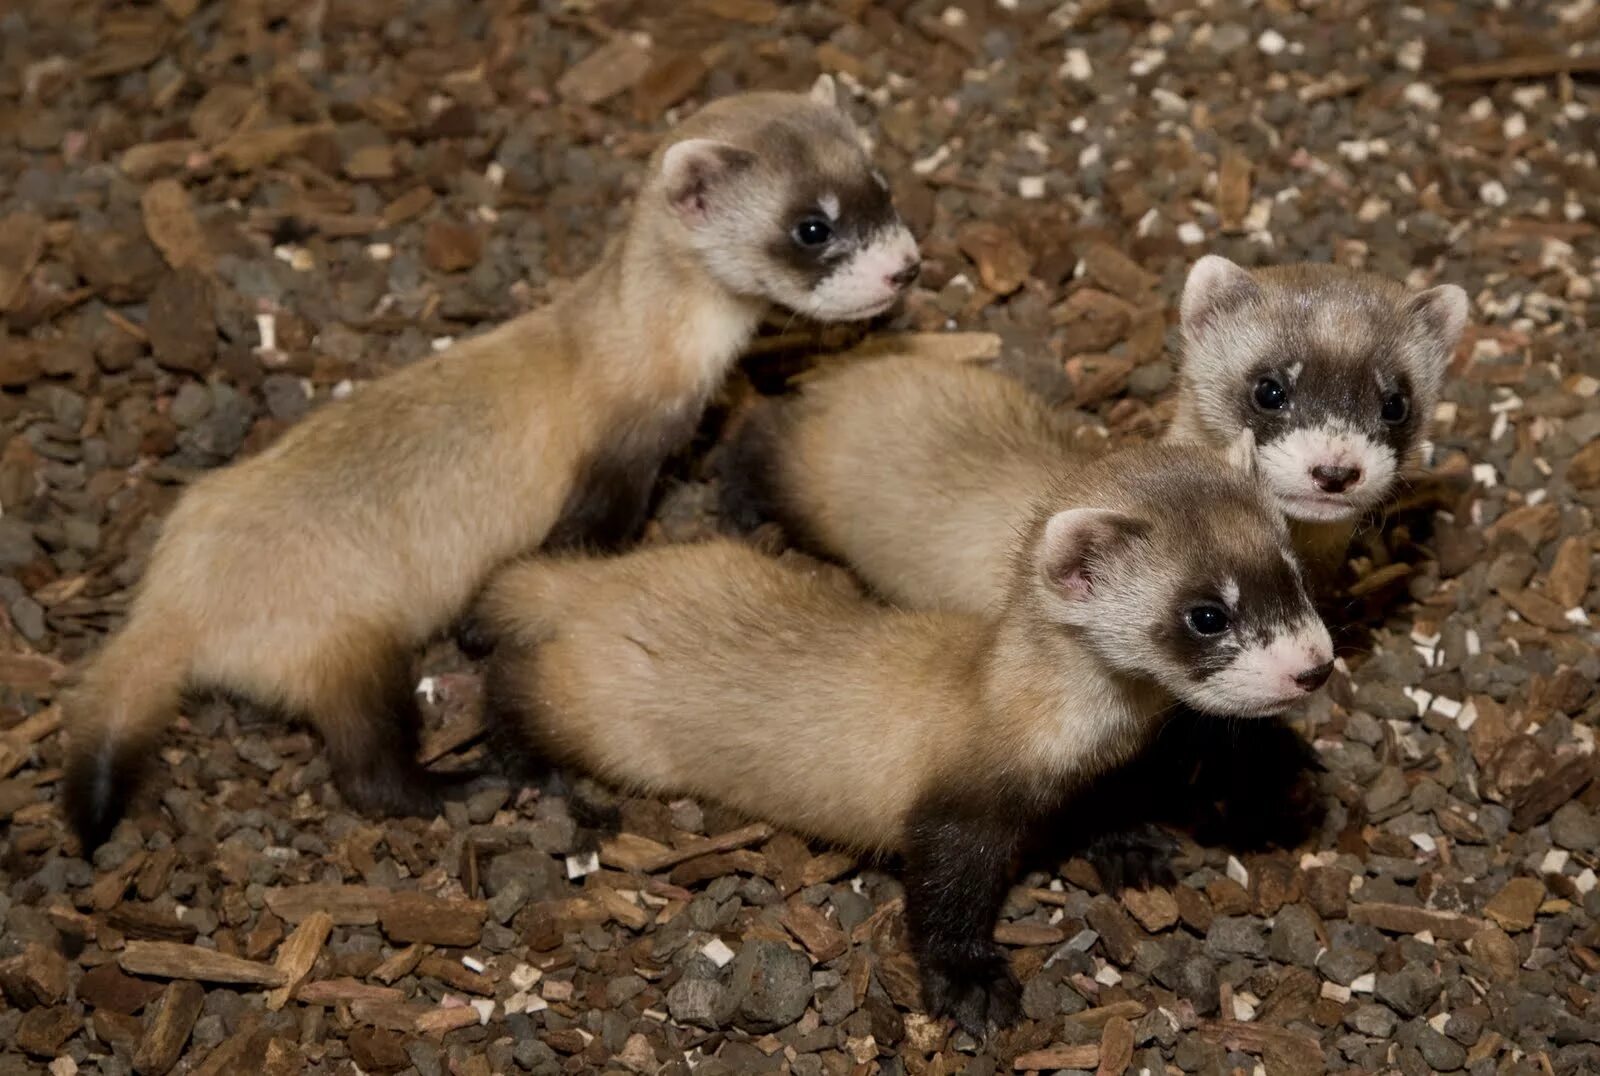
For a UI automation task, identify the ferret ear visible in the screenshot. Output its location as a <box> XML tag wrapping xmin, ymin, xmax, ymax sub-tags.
<box><xmin>1225</xmin><ymin>428</ymin><xmax>1258</xmax><ymax>477</ymax></box>
<box><xmin>1037</xmin><ymin>508</ymin><xmax>1148</xmax><ymax>602</ymax></box>
<box><xmin>1403</xmin><ymin>283</ymin><xmax>1470</xmax><ymax>377</ymax></box>
<box><xmin>1181</xmin><ymin>255</ymin><xmax>1261</xmax><ymax>337</ymax></box>
<box><xmin>809</xmin><ymin>73</ymin><xmax>840</xmax><ymax>110</ymax></box>
<box><xmin>661</xmin><ymin>138</ymin><xmax>758</xmax><ymax>226</ymax></box>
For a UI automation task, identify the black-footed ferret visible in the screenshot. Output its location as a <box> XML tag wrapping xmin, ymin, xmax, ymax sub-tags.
<box><xmin>62</xmin><ymin>79</ymin><xmax>920</xmax><ymax>850</ymax></box>
<box><xmin>1170</xmin><ymin>256</ymin><xmax>1468</xmax><ymax>578</ymax></box>
<box><xmin>478</xmin><ymin>444</ymin><xmax>1332</xmax><ymax>1033</ymax></box>
<box><xmin>723</xmin><ymin>258</ymin><xmax>1468</xmax><ymax>609</ymax></box>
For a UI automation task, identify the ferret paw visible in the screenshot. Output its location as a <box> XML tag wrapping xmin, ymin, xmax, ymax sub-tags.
<box><xmin>1083</xmin><ymin>823</ymin><xmax>1181</xmax><ymax>892</ymax></box>
<box><xmin>920</xmin><ymin>947</ymin><xmax>1022</xmax><ymax>1036</ymax></box>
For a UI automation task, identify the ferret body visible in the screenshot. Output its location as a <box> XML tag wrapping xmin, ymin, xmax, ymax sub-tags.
<box><xmin>63</xmin><ymin>80</ymin><xmax>919</xmax><ymax>849</ymax></box>
<box><xmin>480</xmin><ymin>445</ymin><xmax>1332</xmax><ymax>1030</ymax></box>
<box><xmin>725</xmin><ymin>259</ymin><xmax>1469</xmax><ymax>610</ymax></box>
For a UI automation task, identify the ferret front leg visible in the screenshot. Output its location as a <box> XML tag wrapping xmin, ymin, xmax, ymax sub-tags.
<box><xmin>903</xmin><ymin>793</ymin><xmax>1025</xmax><ymax>1036</ymax></box>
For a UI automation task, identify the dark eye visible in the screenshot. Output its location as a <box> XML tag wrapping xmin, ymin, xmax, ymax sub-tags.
<box><xmin>1253</xmin><ymin>377</ymin><xmax>1287</xmax><ymax>411</ymax></box>
<box><xmin>1380</xmin><ymin>392</ymin><xmax>1409</xmax><ymax>425</ymax></box>
<box><xmin>1186</xmin><ymin>605</ymin><xmax>1231</xmax><ymax>636</ymax></box>
<box><xmin>793</xmin><ymin>217</ymin><xmax>833</xmax><ymax>247</ymax></box>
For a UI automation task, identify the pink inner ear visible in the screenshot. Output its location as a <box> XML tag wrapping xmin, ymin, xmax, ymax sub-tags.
<box><xmin>1059</xmin><ymin>567</ymin><xmax>1092</xmax><ymax>600</ymax></box>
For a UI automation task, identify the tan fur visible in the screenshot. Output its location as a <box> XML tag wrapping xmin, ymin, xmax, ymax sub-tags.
<box><xmin>766</xmin><ymin>355</ymin><xmax>1078</xmax><ymax>614</ymax></box>
<box><xmin>484</xmin><ymin>442</ymin><xmax>1329</xmax><ymax>854</ymax></box>
<box><xmin>481</xmin><ymin>538</ymin><xmax>1165</xmax><ymax>856</ymax></box>
<box><xmin>64</xmin><ymin>87</ymin><xmax>910</xmax><ymax>842</ymax></box>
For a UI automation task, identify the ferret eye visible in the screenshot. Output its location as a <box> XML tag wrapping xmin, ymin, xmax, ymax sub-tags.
<box><xmin>1380</xmin><ymin>392</ymin><xmax>1409</xmax><ymax>425</ymax></box>
<box><xmin>792</xmin><ymin>217</ymin><xmax>833</xmax><ymax>247</ymax></box>
<box><xmin>1186</xmin><ymin>605</ymin><xmax>1231</xmax><ymax>636</ymax></box>
<box><xmin>1253</xmin><ymin>377</ymin><xmax>1288</xmax><ymax>411</ymax></box>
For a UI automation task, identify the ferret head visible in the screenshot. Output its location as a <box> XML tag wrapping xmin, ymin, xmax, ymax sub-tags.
<box><xmin>649</xmin><ymin>77</ymin><xmax>920</xmax><ymax>322</ymax></box>
<box><xmin>1024</xmin><ymin>443</ymin><xmax>1334</xmax><ymax>717</ymax></box>
<box><xmin>1178</xmin><ymin>257</ymin><xmax>1469</xmax><ymax>524</ymax></box>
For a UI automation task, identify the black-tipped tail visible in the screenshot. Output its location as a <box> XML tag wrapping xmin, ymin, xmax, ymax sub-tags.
<box><xmin>63</xmin><ymin>729</ymin><xmax>151</xmax><ymax>853</ymax></box>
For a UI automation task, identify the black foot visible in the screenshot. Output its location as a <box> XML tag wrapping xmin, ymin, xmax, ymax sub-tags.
<box><xmin>1083</xmin><ymin>822</ymin><xmax>1181</xmax><ymax>893</ymax></box>
<box><xmin>919</xmin><ymin>944</ymin><xmax>1022</xmax><ymax>1037</ymax></box>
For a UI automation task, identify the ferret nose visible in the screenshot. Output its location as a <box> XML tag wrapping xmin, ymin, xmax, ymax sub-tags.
<box><xmin>1310</xmin><ymin>464</ymin><xmax>1361</xmax><ymax>493</ymax></box>
<box><xmin>1294</xmin><ymin>660</ymin><xmax>1333</xmax><ymax>692</ymax></box>
<box><xmin>888</xmin><ymin>259</ymin><xmax>921</xmax><ymax>289</ymax></box>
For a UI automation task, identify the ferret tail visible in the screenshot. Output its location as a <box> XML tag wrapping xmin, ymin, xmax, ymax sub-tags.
<box><xmin>62</xmin><ymin>611</ymin><xmax>193</xmax><ymax>851</ymax></box>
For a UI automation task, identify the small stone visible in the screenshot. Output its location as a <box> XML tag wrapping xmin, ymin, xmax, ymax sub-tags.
<box><xmin>1550</xmin><ymin>803</ymin><xmax>1600</xmax><ymax>852</ymax></box>
<box><xmin>1483</xmin><ymin>877</ymin><xmax>1543</xmax><ymax>932</ymax></box>
<box><xmin>1364</xmin><ymin>767</ymin><xmax>1409</xmax><ymax>815</ymax></box>
<box><xmin>1470</xmin><ymin>926</ymin><xmax>1519</xmax><ymax>981</ymax></box>
<box><xmin>1269</xmin><ymin>905</ymin><xmax>1323</xmax><ymax>967</ymax></box>
<box><xmin>169</xmin><ymin>382</ymin><xmax>212</xmax><ymax>428</ymax></box>
<box><xmin>726</xmin><ymin>939</ymin><xmax>811</xmax><ymax>1032</ymax></box>
<box><xmin>1153</xmin><ymin>949</ymin><xmax>1219</xmax><ymax>1016</ymax></box>
<box><xmin>485</xmin><ymin>849</ymin><xmax>565</xmax><ymax>902</ymax></box>
<box><xmin>666</xmin><ymin>977</ymin><xmax>733</xmax><ymax>1029</ymax></box>
<box><xmin>1374</xmin><ymin>963</ymin><xmax>1438</xmax><ymax>1018</ymax></box>
<box><xmin>1413</xmin><ymin>1023</ymin><xmax>1468</xmax><ymax>1071</ymax></box>
<box><xmin>1346</xmin><ymin>1002</ymin><xmax>1397</xmax><ymax>1037</ymax></box>
<box><xmin>1205</xmin><ymin>916</ymin><xmax>1267</xmax><ymax>959</ymax></box>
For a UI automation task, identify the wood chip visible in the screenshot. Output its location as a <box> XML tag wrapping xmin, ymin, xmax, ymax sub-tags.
<box><xmin>1013</xmin><ymin>1044</ymin><xmax>1099</xmax><ymax>1070</ymax></box>
<box><xmin>1443</xmin><ymin>54</ymin><xmax>1600</xmax><ymax>84</ymax></box>
<box><xmin>1511</xmin><ymin>754</ymin><xmax>1600</xmax><ymax>830</ymax></box>
<box><xmin>214</xmin><ymin>124</ymin><xmax>333</xmax><ymax>172</ymax></box>
<box><xmin>602</xmin><ymin>823</ymin><xmax>773</xmax><ymax>874</ymax></box>
<box><xmin>265</xmin><ymin>884</ymin><xmax>391</xmax><ymax>925</ymax></box>
<box><xmin>0</xmin><ymin>707</ymin><xmax>62</xmax><ymax>780</ymax></box>
<box><xmin>556</xmin><ymin>34</ymin><xmax>654</xmax><ymax>106</ymax></box>
<box><xmin>1217</xmin><ymin>148</ymin><xmax>1253</xmax><ymax>232</ymax></box>
<box><xmin>1097</xmin><ymin>1015</ymin><xmax>1134</xmax><ymax>1076</ymax></box>
<box><xmin>956</xmin><ymin>221</ymin><xmax>1033</xmax><ymax>295</ymax></box>
<box><xmin>1484</xmin><ymin>877</ymin><xmax>1545</xmax><ymax>932</ymax></box>
<box><xmin>371</xmin><ymin>944</ymin><xmax>425</xmax><ymax>985</ymax></box>
<box><xmin>1082</xmin><ymin>243</ymin><xmax>1157</xmax><ymax>300</ymax></box>
<box><xmin>265</xmin><ymin>910</ymin><xmax>332</xmax><ymax>1011</ymax></box>
<box><xmin>1066</xmin><ymin>1000</ymin><xmax>1145</xmax><ymax>1028</ymax></box>
<box><xmin>1546</xmin><ymin>536</ymin><xmax>1590</xmax><ymax>609</ymax></box>
<box><xmin>1349</xmin><ymin>901</ymin><xmax>1486</xmax><ymax>941</ymax></box>
<box><xmin>118</xmin><ymin>941</ymin><xmax>287</xmax><ymax>987</ymax></box>
<box><xmin>0</xmin><ymin>943</ymin><xmax>70</xmax><ymax>1008</ymax></box>
<box><xmin>379</xmin><ymin>892</ymin><xmax>487</xmax><ymax>947</ymax></box>
<box><xmin>416</xmin><ymin>955</ymin><xmax>495</xmax><ymax>996</ymax></box>
<box><xmin>140</xmin><ymin>179</ymin><xmax>212</xmax><ymax>272</ymax></box>
<box><xmin>781</xmin><ymin>901</ymin><xmax>847</xmax><ymax>962</ymax></box>
<box><xmin>296</xmin><ymin>979</ymin><xmax>407</xmax><ymax>1006</ymax></box>
<box><xmin>0</xmin><ymin>212</ymin><xmax>45</xmax><ymax>312</ymax></box>
<box><xmin>415</xmin><ymin>1004</ymin><xmax>483</xmax><ymax>1037</ymax></box>
<box><xmin>132</xmin><ymin>980</ymin><xmax>205</xmax><ymax>1076</ymax></box>
<box><xmin>1205</xmin><ymin>1020</ymin><xmax>1325</xmax><ymax>1071</ymax></box>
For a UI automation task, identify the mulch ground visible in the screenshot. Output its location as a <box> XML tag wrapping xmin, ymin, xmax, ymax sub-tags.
<box><xmin>2</xmin><ymin>1</ymin><xmax>1599</xmax><ymax>1074</ymax></box>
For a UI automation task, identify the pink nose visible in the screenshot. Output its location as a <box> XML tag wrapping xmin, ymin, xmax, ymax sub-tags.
<box><xmin>1311</xmin><ymin>464</ymin><xmax>1360</xmax><ymax>493</ymax></box>
<box><xmin>1293</xmin><ymin>661</ymin><xmax>1333</xmax><ymax>692</ymax></box>
<box><xmin>887</xmin><ymin>260</ymin><xmax>921</xmax><ymax>289</ymax></box>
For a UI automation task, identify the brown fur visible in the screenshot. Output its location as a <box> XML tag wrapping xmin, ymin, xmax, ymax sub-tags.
<box><xmin>63</xmin><ymin>85</ymin><xmax>909</xmax><ymax>848</ymax></box>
